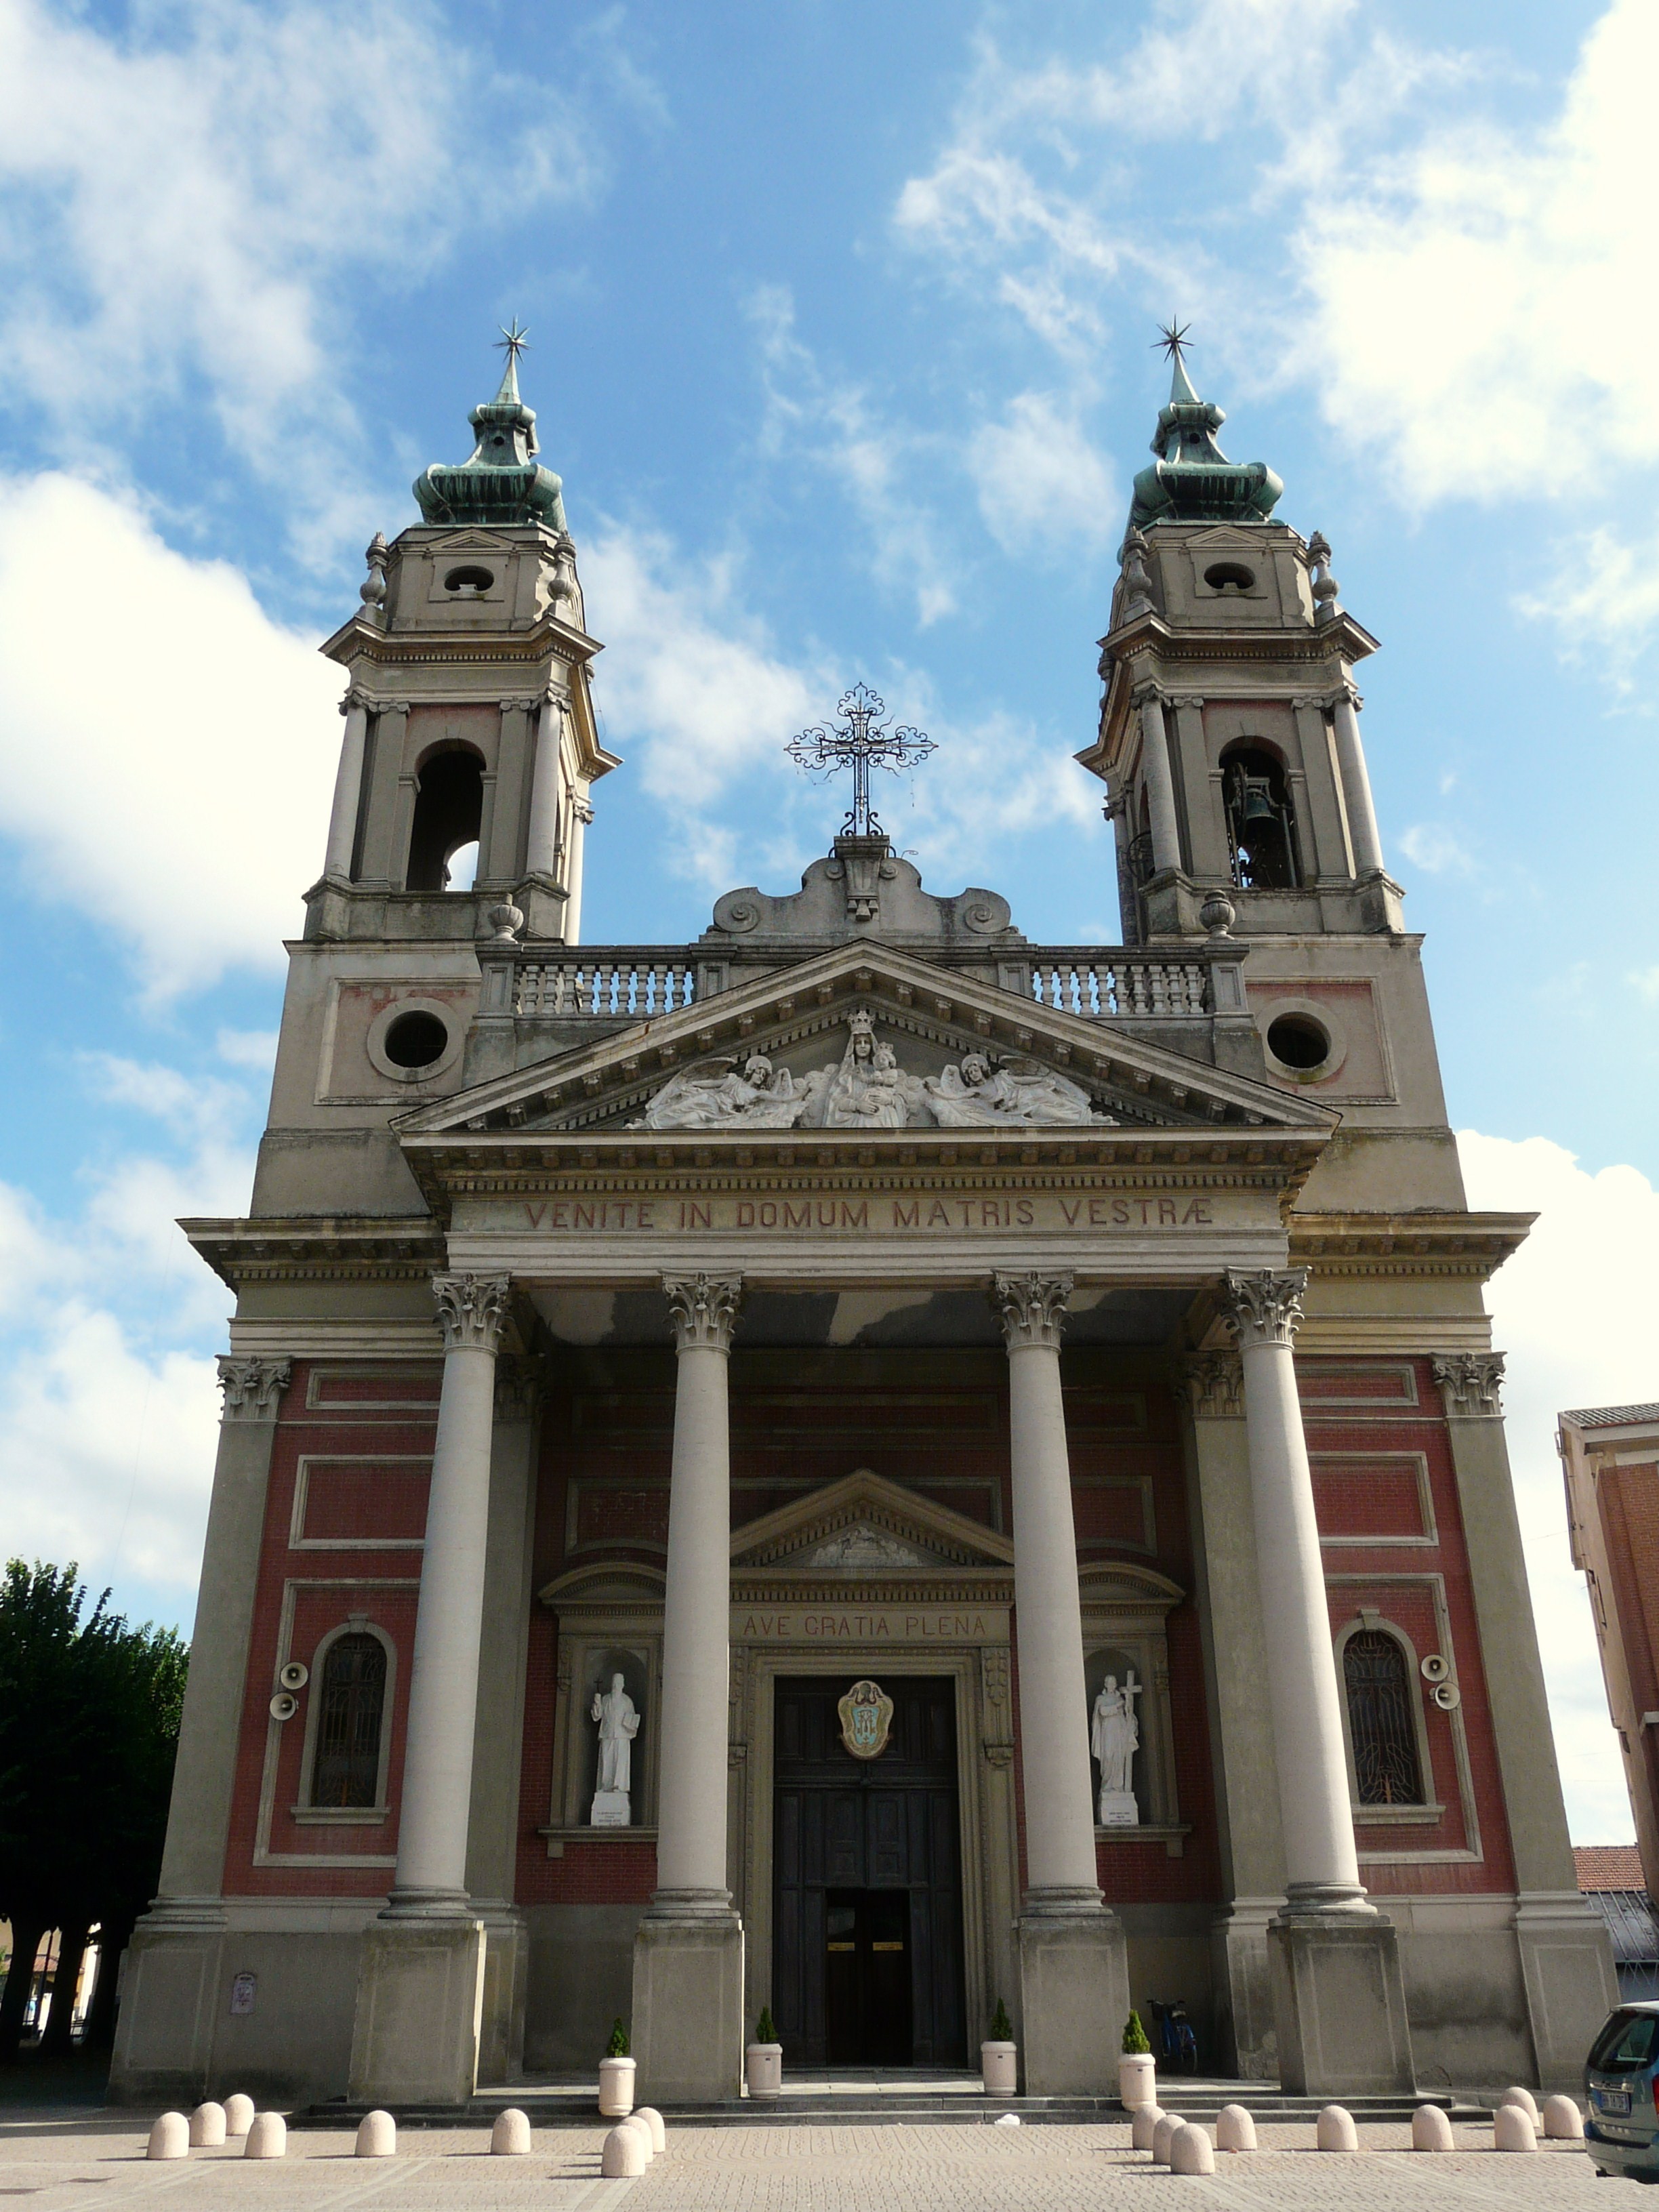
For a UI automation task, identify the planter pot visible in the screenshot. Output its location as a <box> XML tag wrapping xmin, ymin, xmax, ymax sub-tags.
<box><xmin>745</xmin><ymin>2042</ymin><xmax>783</xmax><ymax>2098</ymax></box>
<box><xmin>1120</xmin><ymin>2053</ymin><xmax>1156</xmax><ymax>2111</ymax></box>
<box><xmin>981</xmin><ymin>2040</ymin><xmax>1018</xmax><ymax>2095</ymax></box>
<box><xmin>598</xmin><ymin>2056</ymin><xmax>636</xmax><ymax>2118</ymax></box>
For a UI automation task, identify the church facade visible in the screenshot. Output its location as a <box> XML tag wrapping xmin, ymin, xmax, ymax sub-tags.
<box><xmin>110</xmin><ymin>342</ymin><xmax>1614</xmax><ymax>2109</ymax></box>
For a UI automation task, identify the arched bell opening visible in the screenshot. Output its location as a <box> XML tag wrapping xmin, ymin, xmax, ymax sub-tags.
<box><xmin>406</xmin><ymin>744</ymin><xmax>485</xmax><ymax>893</ymax></box>
<box><xmin>1220</xmin><ymin>740</ymin><xmax>1300</xmax><ymax>891</ymax></box>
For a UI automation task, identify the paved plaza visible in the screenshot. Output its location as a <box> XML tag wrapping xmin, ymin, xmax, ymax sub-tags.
<box><xmin>0</xmin><ymin>2112</ymin><xmax>1621</xmax><ymax>2212</ymax></box>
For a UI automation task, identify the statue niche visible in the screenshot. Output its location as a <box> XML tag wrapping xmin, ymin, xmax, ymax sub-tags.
<box><xmin>628</xmin><ymin>1008</ymin><xmax>1115</xmax><ymax>1132</ymax></box>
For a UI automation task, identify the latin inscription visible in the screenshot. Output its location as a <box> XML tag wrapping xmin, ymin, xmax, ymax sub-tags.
<box><xmin>733</xmin><ymin>1607</ymin><xmax>1003</xmax><ymax>1644</ymax></box>
<box><xmin>516</xmin><ymin>1191</ymin><xmax>1217</xmax><ymax>1235</ymax></box>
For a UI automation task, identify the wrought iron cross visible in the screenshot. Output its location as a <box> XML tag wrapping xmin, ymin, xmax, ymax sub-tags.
<box><xmin>785</xmin><ymin>683</ymin><xmax>936</xmax><ymax>841</ymax></box>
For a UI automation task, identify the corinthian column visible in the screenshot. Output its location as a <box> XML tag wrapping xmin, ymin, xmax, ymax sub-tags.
<box><xmin>1221</xmin><ymin>1269</ymin><xmax>1364</xmax><ymax>1911</ymax></box>
<box><xmin>653</xmin><ymin>1273</ymin><xmax>742</xmax><ymax>1907</ymax></box>
<box><xmin>632</xmin><ymin>1273</ymin><xmax>746</xmax><ymax>2104</ymax></box>
<box><xmin>386</xmin><ymin>1273</ymin><xmax>512</xmax><ymax>1916</ymax></box>
<box><xmin>1132</xmin><ymin>684</ymin><xmax>1183</xmax><ymax>876</ymax></box>
<box><xmin>994</xmin><ymin>1271</ymin><xmax>1128</xmax><ymax>2096</ymax></box>
<box><xmin>1329</xmin><ymin>686</ymin><xmax>1385</xmax><ymax>878</ymax></box>
<box><xmin>995</xmin><ymin>1271</ymin><xmax>1101</xmax><ymax>1908</ymax></box>
<box><xmin>523</xmin><ymin>695</ymin><xmax>566</xmax><ymax>881</ymax></box>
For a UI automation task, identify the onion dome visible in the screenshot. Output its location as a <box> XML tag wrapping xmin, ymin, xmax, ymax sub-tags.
<box><xmin>1128</xmin><ymin>329</ymin><xmax>1282</xmax><ymax>533</ymax></box>
<box><xmin>413</xmin><ymin>324</ymin><xmax>569</xmax><ymax>531</ymax></box>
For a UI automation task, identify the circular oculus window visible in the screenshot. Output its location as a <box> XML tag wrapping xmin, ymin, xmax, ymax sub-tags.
<box><xmin>1265</xmin><ymin>1010</ymin><xmax>1332</xmax><ymax>1073</ymax></box>
<box><xmin>366</xmin><ymin>1000</ymin><xmax>462</xmax><ymax>1084</ymax></box>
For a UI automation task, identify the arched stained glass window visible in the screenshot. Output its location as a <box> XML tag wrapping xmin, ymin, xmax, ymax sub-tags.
<box><xmin>1343</xmin><ymin>1630</ymin><xmax>1423</xmax><ymax>1806</ymax></box>
<box><xmin>311</xmin><ymin>1633</ymin><xmax>387</xmax><ymax>1809</ymax></box>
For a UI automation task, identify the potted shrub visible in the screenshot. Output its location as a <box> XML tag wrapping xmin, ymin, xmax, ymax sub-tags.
<box><xmin>981</xmin><ymin>1997</ymin><xmax>1017</xmax><ymax>2095</ymax></box>
<box><xmin>745</xmin><ymin>2007</ymin><xmax>783</xmax><ymax>2098</ymax></box>
<box><xmin>599</xmin><ymin>2018</ymin><xmax>636</xmax><ymax>2116</ymax></box>
<box><xmin>1120</xmin><ymin>2009</ymin><xmax>1155</xmax><ymax>2110</ymax></box>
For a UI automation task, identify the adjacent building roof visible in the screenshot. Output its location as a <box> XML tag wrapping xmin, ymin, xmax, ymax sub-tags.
<box><xmin>1578</xmin><ymin>1844</ymin><xmax>1647</xmax><ymax>1890</ymax></box>
<box><xmin>1562</xmin><ymin>1405</ymin><xmax>1659</xmax><ymax>1429</ymax></box>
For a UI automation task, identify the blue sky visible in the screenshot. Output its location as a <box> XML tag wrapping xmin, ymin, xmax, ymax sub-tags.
<box><xmin>0</xmin><ymin>0</ymin><xmax>1653</xmax><ymax>1839</ymax></box>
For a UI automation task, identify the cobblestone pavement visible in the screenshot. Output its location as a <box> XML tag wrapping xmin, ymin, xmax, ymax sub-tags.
<box><xmin>0</xmin><ymin>2114</ymin><xmax>1616</xmax><ymax>2211</ymax></box>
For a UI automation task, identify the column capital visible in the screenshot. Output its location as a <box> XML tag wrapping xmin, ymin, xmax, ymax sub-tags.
<box><xmin>1431</xmin><ymin>1351</ymin><xmax>1506</xmax><ymax>1418</ymax></box>
<box><xmin>663</xmin><ymin>1272</ymin><xmax>743</xmax><ymax>1352</ymax></box>
<box><xmin>1129</xmin><ymin>680</ymin><xmax>1168</xmax><ymax>712</ymax></box>
<box><xmin>342</xmin><ymin>687</ymin><xmax>397</xmax><ymax>716</ymax></box>
<box><xmin>497</xmin><ymin>695</ymin><xmax>544</xmax><ymax>714</ymax></box>
<box><xmin>1182</xmin><ymin>1349</ymin><xmax>1244</xmax><ymax>1419</ymax></box>
<box><xmin>432</xmin><ymin>1273</ymin><xmax>512</xmax><ymax>1355</ymax></box>
<box><xmin>994</xmin><ymin>1270</ymin><xmax>1072</xmax><ymax>1351</ymax></box>
<box><xmin>1219</xmin><ymin>1267</ymin><xmax>1308</xmax><ymax>1349</ymax></box>
<box><xmin>216</xmin><ymin>1355</ymin><xmax>291</xmax><ymax>1421</ymax></box>
<box><xmin>1165</xmin><ymin>691</ymin><xmax>1206</xmax><ymax>710</ymax></box>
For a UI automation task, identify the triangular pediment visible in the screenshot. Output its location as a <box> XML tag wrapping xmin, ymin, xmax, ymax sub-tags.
<box><xmin>395</xmin><ymin>939</ymin><xmax>1334</xmax><ymax>1148</ymax></box>
<box><xmin>425</xmin><ymin>527</ymin><xmax>518</xmax><ymax>554</ymax></box>
<box><xmin>731</xmin><ymin>1469</ymin><xmax>1014</xmax><ymax>1573</ymax></box>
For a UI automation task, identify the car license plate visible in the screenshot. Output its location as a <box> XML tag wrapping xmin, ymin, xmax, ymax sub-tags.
<box><xmin>1599</xmin><ymin>2089</ymin><xmax>1632</xmax><ymax>2116</ymax></box>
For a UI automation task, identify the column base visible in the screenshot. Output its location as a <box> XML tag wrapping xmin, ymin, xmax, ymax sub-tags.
<box><xmin>1210</xmin><ymin>1899</ymin><xmax>1282</xmax><ymax>2081</ymax></box>
<box><xmin>472</xmin><ymin>1903</ymin><xmax>529</xmax><ymax>2087</ymax></box>
<box><xmin>1515</xmin><ymin>1891</ymin><xmax>1620</xmax><ymax>2092</ymax></box>
<box><xmin>348</xmin><ymin>1919</ymin><xmax>487</xmax><ymax>2106</ymax></box>
<box><xmin>1016</xmin><ymin>1904</ymin><xmax>1128</xmax><ymax>2095</ymax></box>
<box><xmin>631</xmin><ymin>1896</ymin><xmax>744</xmax><ymax>2104</ymax></box>
<box><xmin>1267</xmin><ymin>1908</ymin><xmax>1414</xmax><ymax>2095</ymax></box>
<box><xmin>106</xmin><ymin>1915</ymin><xmax>225</xmax><ymax>2106</ymax></box>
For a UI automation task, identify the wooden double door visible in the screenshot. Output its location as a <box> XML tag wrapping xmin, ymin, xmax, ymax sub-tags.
<box><xmin>772</xmin><ymin>1675</ymin><xmax>966</xmax><ymax>2068</ymax></box>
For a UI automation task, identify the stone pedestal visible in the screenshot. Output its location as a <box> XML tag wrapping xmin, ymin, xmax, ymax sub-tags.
<box><xmin>630</xmin><ymin>1908</ymin><xmax>744</xmax><ymax>2104</ymax></box>
<box><xmin>1016</xmin><ymin>1910</ymin><xmax>1130</xmax><ymax>2096</ymax></box>
<box><xmin>1268</xmin><ymin>1914</ymin><xmax>1414</xmax><ymax>2096</ymax></box>
<box><xmin>348</xmin><ymin>1921</ymin><xmax>487</xmax><ymax>2106</ymax></box>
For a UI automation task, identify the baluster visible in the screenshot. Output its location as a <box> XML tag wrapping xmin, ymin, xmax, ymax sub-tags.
<box><xmin>1149</xmin><ymin>964</ymin><xmax>1170</xmax><ymax>1015</ymax></box>
<box><xmin>1131</xmin><ymin>963</ymin><xmax>1151</xmax><ymax>1015</ymax></box>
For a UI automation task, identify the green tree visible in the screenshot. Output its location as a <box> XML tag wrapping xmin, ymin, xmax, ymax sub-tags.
<box><xmin>0</xmin><ymin>1562</ymin><xmax>186</xmax><ymax>2061</ymax></box>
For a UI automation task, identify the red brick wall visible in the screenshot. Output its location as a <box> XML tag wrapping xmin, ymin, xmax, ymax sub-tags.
<box><xmin>222</xmin><ymin>1359</ymin><xmax>438</xmax><ymax>1898</ymax></box>
<box><xmin>1300</xmin><ymin>1355</ymin><xmax>1516</xmax><ymax>1896</ymax></box>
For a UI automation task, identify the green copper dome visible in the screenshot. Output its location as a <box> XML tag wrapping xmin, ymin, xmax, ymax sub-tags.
<box><xmin>413</xmin><ymin>331</ymin><xmax>569</xmax><ymax>531</ymax></box>
<box><xmin>1128</xmin><ymin>343</ymin><xmax>1282</xmax><ymax>533</ymax></box>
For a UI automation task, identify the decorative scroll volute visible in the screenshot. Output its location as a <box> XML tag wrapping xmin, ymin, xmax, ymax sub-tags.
<box><xmin>433</xmin><ymin>1272</ymin><xmax>513</xmax><ymax>1355</ymax></box>
<box><xmin>663</xmin><ymin>1272</ymin><xmax>743</xmax><ymax>1353</ymax></box>
<box><xmin>1218</xmin><ymin>1267</ymin><xmax>1308</xmax><ymax>1350</ymax></box>
<box><xmin>993</xmin><ymin>1270</ymin><xmax>1072</xmax><ymax>1352</ymax></box>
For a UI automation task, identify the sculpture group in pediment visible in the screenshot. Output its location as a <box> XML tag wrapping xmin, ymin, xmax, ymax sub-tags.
<box><xmin>627</xmin><ymin>1008</ymin><xmax>1115</xmax><ymax>1131</ymax></box>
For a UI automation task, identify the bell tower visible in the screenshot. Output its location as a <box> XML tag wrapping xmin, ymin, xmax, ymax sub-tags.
<box><xmin>1078</xmin><ymin>335</ymin><xmax>1399</xmax><ymax>951</ymax></box>
<box><xmin>1078</xmin><ymin>333</ymin><xmax>1458</xmax><ymax>1207</ymax></box>
<box><xmin>307</xmin><ymin>327</ymin><xmax>619</xmax><ymax>951</ymax></box>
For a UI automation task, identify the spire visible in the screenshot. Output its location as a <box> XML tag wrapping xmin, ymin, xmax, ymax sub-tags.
<box><xmin>413</xmin><ymin>323</ymin><xmax>569</xmax><ymax>531</ymax></box>
<box><xmin>1128</xmin><ymin>323</ymin><xmax>1283</xmax><ymax>533</ymax></box>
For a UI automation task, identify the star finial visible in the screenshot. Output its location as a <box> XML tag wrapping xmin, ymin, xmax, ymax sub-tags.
<box><xmin>496</xmin><ymin>319</ymin><xmax>531</xmax><ymax>368</ymax></box>
<box><xmin>1153</xmin><ymin>319</ymin><xmax>1193</xmax><ymax>363</ymax></box>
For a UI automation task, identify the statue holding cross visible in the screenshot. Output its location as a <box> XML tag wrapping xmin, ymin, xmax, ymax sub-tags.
<box><xmin>785</xmin><ymin>682</ymin><xmax>937</xmax><ymax>842</ymax></box>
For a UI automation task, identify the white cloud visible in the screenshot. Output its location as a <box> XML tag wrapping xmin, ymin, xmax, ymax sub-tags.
<box><xmin>970</xmin><ymin>393</ymin><xmax>1115</xmax><ymax>556</ymax></box>
<box><xmin>1515</xmin><ymin>524</ymin><xmax>1659</xmax><ymax>687</ymax></box>
<box><xmin>1296</xmin><ymin>0</ymin><xmax>1658</xmax><ymax>503</ymax></box>
<box><xmin>1458</xmin><ymin>1129</ymin><xmax>1659</xmax><ymax>1841</ymax></box>
<box><xmin>748</xmin><ymin>287</ymin><xmax>959</xmax><ymax>625</ymax></box>
<box><xmin>1397</xmin><ymin>823</ymin><xmax>1475</xmax><ymax>877</ymax></box>
<box><xmin>216</xmin><ymin>1029</ymin><xmax>281</xmax><ymax>1071</ymax></box>
<box><xmin>0</xmin><ymin>0</ymin><xmax>598</xmax><ymax>548</ymax></box>
<box><xmin>0</xmin><ymin>472</ymin><xmax>340</xmax><ymax>996</ymax></box>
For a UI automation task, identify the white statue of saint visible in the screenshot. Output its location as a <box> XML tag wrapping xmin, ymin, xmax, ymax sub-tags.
<box><xmin>1090</xmin><ymin>1670</ymin><xmax>1142</xmax><ymax>1827</ymax></box>
<box><xmin>589</xmin><ymin>1671</ymin><xmax>640</xmax><ymax>1827</ymax></box>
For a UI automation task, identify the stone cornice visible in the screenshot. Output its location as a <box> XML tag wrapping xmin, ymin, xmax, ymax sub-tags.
<box><xmin>1289</xmin><ymin>1209</ymin><xmax>1533</xmax><ymax>1282</ymax></box>
<box><xmin>181</xmin><ymin>1216</ymin><xmax>446</xmax><ymax>1291</ymax></box>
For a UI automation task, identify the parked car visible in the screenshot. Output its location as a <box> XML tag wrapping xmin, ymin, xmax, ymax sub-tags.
<box><xmin>1586</xmin><ymin>2002</ymin><xmax>1659</xmax><ymax>2179</ymax></box>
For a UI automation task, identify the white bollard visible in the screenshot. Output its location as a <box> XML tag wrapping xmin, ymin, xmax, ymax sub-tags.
<box><xmin>1131</xmin><ymin>2103</ymin><xmax>1165</xmax><ymax>2153</ymax></box>
<box><xmin>244</xmin><ymin>2112</ymin><xmax>286</xmax><ymax>2159</ymax></box>
<box><xmin>355</xmin><ymin>2110</ymin><xmax>396</xmax><ymax>2158</ymax></box>
<box><xmin>147</xmin><ymin>2113</ymin><xmax>189</xmax><ymax>2160</ymax></box>
<box><xmin>1500</xmin><ymin>2086</ymin><xmax>1541</xmax><ymax>2125</ymax></box>
<box><xmin>992</xmin><ymin>2112</ymin><xmax>1021</xmax><ymax>2127</ymax></box>
<box><xmin>623</xmin><ymin>2115</ymin><xmax>655</xmax><ymax>2164</ymax></box>
<box><xmin>634</xmin><ymin>2107</ymin><xmax>666</xmax><ymax>2156</ymax></box>
<box><xmin>598</xmin><ymin>2055</ymin><xmax>636</xmax><ymax>2117</ymax></box>
<box><xmin>189</xmin><ymin>2103</ymin><xmax>226</xmax><ymax>2148</ymax></box>
<box><xmin>1152</xmin><ymin>2112</ymin><xmax>1185</xmax><ymax>2165</ymax></box>
<box><xmin>223</xmin><ymin>2093</ymin><xmax>255</xmax><ymax>2136</ymax></box>
<box><xmin>1541</xmin><ymin>2095</ymin><xmax>1584</xmax><ymax>2142</ymax></box>
<box><xmin>1216</xmin><ymin>2104</ymin><xmax>1257</xmax><ymax>2152</ymax></box>
<box><xmin>1317</xmin><ymin>2104</ymin><xmax>1359</xmax><ymax>2152</ymax></box>
<box><xmin>491</xmin><ymin>2108</ymin><xmax>532</xmax><ymax>2154</ymax></box>
<box><xmin>1413</xmin><ymin>2105</ymin><xmax>1455</xmax><ymax>2152</ymax></box>
<box><xmin>1494</xmin><ymin>2102</ymin><xmax>1538</xmax><ymax>2152</ymax></box>
<box><xmin>1170</xmin><ymin>2123</ymin><xmax>1216</xmax><ymax>2175</ymax></box>
<box><xmin>601</xmin><ymin>2121</ymin><xmax>649</xmax><ymax>2177</ymax></box>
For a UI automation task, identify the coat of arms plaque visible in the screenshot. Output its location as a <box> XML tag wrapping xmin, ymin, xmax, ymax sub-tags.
<box><xmin>837</xmin><ymin>1677</ymin><xmax>895</xmax><ymax>1760</ymax></box>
